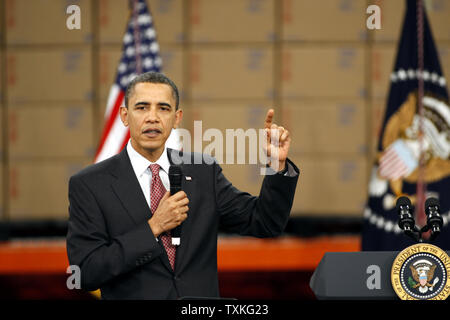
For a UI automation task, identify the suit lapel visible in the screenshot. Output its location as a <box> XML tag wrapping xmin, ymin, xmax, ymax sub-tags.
<box><xmin>110</xmin><ymin>148</ymin><xmax>152</xmax><ymax>225</ymax></box>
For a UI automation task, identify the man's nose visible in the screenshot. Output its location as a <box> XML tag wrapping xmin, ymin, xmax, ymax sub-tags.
<box><xmin>145</xmin><ymin>107</ymin><xmax>159</xmax><ymax>122</ymax></box>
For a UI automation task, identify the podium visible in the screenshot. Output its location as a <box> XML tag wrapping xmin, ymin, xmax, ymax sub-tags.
<box><xmin>309</xmin><ymin>250</ymin><xmax>450</xmax><ymax>300</ymax></box>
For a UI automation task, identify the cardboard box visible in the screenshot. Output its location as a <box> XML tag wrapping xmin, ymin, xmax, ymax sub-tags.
<box><xmin>0</xmin><ymin>50</ymin><xmax>3</xmax><ymax>101</ymax></box>
<box><xmin>6</xmin><ymin>48</ymin><xmax>93</xmax><ymax>103</ymax></box>
<box><xmin>281</xmin><ymin>45</ymin><xmax>366</xmax><ymax>99</ymax></box>
<box><xmin>8</xmin><ymin>159</ymin><xmax>91</xmax><ymax>220</ymax></box>
<box><xmin>8</xmin><ymin>103</ymin><xmax>94</xmax><ymax>159</ymax></box>
<box><xmin>189</xmin><ymin>46</ymin><xmax>274</xmax><ymax>100</ymax></box>
<box><xmin>426</xmin><ymin>0</ymin><xmax>450</xmax><ymax>41</ymax></box>
<box><xmin>187</xmin><ymin>102</ymin><xmax>271</xmax><ymax>131</ymax></box>
<box><xmin>98</xmin><ymin>44</ymin><xmax>185</xmax><ymax>108</ymax></box>
<box><xmin>6</xmin><ymin>0</ymin><xmax>93</xmax><ymax>44</ymax></box>
<box><xmin>281</xmin><ymin>0</ymin><xmax>367</xmax><ymax>41</ymax></box>
<box><xmin>185</xmin><ymin>102</ymin><xmax>272</xmax><ymax>163</ymax></box>
<box><xmin>99</xmin><ymin>0</ymin><xmax>184</xmax><ymax>44</ymax></box>
<box><xmin>370</xmin><ymin>98</ymin><xmax>387</xmax><ymax>156</ymax></box>
<box><xmin>0</xmin><ymin>162</ymin><xmax>3</xmax><ymax>219</ymax></box>
<box><xmin>0</xmin><ymin>109</ymin><xmax>3</xmax><ymax>159</ymax></box>
<box><xmin>372</xmin><ymin>0</ymin><xmax>450</xmax><ymax>42</ymax></box>
<box><xmin>219</xmin><ymin>163</ymin><xmax>264</xmax><ymax>197</ymax></box>
<box><xmin>371</xmin><ymin>45</ymin><xmax>396</xmax><ymax>99</ymax></box>
<box><xmin>289</xmin><ymin>156</ymin><xmax>368</xmax><ymax>216</ymax></box>
<box><xmin>372</xmin><ymin>0</ymin><xmax>404</xmax><ymax>43</ymax></box>
<box><xmin>190</xmin><ymin>0</ymin><xmax>275</xmax><ymax>43</ymax></box>
<box><xmin>438</xmin><ymin>45</ymin><xmax>450</xmax><ymax>84</ymax></box>
<box><xmin>98</xmin><ymin>46</ymin><xmax>122</xmax><ymax>105</ymax></box>
<box><xmin>281</xmin><ymin>100</ymin><xmax>367</xmax><ymax>155</ymax></box>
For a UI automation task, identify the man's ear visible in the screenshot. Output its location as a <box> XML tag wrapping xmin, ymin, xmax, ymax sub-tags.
<box><xmin>120</xmin><ymin>106</ymin><xmax>129</xmax><ymax>127</ymax></box>
<box><xmin>174</xmin><ymin>109</ymin><xmax>183</xmax><ymax>128</ymax></box>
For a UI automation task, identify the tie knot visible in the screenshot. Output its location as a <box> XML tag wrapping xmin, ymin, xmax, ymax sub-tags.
<box><xmin>149</xmin><ymin>164</ymin><xmax>160</xmax><ymax>175</ymax></box>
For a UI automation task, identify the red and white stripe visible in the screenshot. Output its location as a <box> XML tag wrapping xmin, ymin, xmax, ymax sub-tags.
<box><xmin>94</xmin><ymin>85</ymin><xmax>129</xmax><ymax>163</ymax></box>
<box><xmin>378</xmin><ymin>144</ymin><xmax>411</xmax><ymax>180</ymax></box>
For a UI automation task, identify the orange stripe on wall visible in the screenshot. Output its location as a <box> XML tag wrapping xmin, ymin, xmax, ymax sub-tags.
<box><xmin>0</xmin><ymin>236</ymin><xmax>360</xmax><ymax>274</ymax></box>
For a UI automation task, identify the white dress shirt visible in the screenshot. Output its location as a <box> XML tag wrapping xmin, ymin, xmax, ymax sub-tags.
<box><xmin>126</xmin><ymin>140</ymin><xmax>171</xmax><ymax>210</ymax></box>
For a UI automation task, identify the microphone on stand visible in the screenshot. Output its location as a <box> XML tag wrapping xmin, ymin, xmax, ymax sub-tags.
<box><xmin>396</xmin><ymin>196</ymin><xmax>415</xmax><ymax>232</ymax></box>
<box><xmin>396</xmin><ymin>196</ymin><xmax>420</xmax><ymax>242</ymax></box>
<box><xmin>169</xmin><ymin>165</ymin><xmax>182</xmax><ymax>246</ymax></box>
<box><xmin>424</xmin><ymin>197</ymin><xmax>443</xmax><ymax>241</ymax></box>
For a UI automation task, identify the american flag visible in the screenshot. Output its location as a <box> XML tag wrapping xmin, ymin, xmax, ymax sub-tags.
<box><xmin>95</xmin><ymin>0</ymin><xmax>180</xmax><ymax>163</ymax></box>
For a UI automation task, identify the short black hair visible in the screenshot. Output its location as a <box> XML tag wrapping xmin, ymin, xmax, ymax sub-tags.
<box><xmin>124</xmin><ymin>72</ymin><xmax>179</xmax><ymax>109</ymax></box>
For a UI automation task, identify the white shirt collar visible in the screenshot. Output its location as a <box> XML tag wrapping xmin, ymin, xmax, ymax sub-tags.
<box><xmin>127</xmin><ymin>140</ymin><xmax>171</xmax><ymax>177</ymax></box>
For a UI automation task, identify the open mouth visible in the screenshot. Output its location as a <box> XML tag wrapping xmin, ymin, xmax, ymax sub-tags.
<box><xmin>142</xmin><ymin>128</ymin><xmax>162</xmax><ymax>138</ymax></box>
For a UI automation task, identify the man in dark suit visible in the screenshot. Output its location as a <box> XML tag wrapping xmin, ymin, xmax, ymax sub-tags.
<box><xmin>66</xmin><ymin>72</ymin><xmax>299</xmax><ymax>299</ymax></box>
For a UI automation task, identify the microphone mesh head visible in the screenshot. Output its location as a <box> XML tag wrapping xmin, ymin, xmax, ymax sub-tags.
<box><xmin>425</xmin><ymin>197</ymin><xmax>439</xmax><ymax>208</ymax></box>
<box><xmin>396</xmin><ymin>196</ymin><xmax>411</xmax><ymax>210</ymax></box>
<box><xmin>169</xmin><ymin>165</ymin><xmax>182</xmax><ymax>185</ymax></box>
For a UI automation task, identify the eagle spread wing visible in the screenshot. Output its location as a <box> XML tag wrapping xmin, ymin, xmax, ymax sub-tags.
<box><xmin>427</xmin><ymin>265</ymin><xmax>436</xmax><ymax>282</ymax></box>
<box><xmin>410</xmin><ymin>266</ymin><xmax>419</xmax><ymax>282</ymax></box>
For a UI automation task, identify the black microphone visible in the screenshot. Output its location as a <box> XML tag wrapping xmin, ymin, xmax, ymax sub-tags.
<box><xmin>169</xmin><ymin>165</ymin><xmax>182</xmax><ymax>246</ymax></box>
<box><xmin>425</xmin><ymin>197</ymin><xmax>443</xmax><ymax>240</ymax></box>
<box><xmin>396</xmin><ymin>196</ymin><xmax>415</xmax><ymax>232</ymax></box>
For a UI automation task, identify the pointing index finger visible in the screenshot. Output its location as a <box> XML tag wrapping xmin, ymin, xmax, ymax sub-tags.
<box><xmin>264</xmin><ymin>109</ymin><xmax>274</xmax><ymax>129</ymax></box>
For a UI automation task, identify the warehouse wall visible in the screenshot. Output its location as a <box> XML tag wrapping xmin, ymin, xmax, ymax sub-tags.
<box><xmin>0</xmin><ymin>0</ymin><xmax>449</xmax><ymax>221</ymax></box>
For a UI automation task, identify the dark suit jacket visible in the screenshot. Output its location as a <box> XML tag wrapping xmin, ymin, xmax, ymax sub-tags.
<box><xmin>66</xmin><ymin>148</ymin><xmax>299</xmax><ymax>299</ymax></box>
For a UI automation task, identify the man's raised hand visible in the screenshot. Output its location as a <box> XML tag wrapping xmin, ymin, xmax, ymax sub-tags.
<box><xmin>263</xmin><ymin>108</ymin><xmax>291</xmax><ymax>172</ymax></box>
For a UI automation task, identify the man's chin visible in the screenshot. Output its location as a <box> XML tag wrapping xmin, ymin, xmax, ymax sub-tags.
<box><xmin>142</xmin><ymin>143</ymin><xmax>164</xmax><ymax>153</ymax></box>
<box><xmin>132</xmin><ymin>139</ymin><xmax>165</xmax><ymax>154</ymax></box>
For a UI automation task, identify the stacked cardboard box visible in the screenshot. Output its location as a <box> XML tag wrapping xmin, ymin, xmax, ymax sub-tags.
<box><xmin>99</xmin><ymin>0</ymin><xmax>185</xmax><ymax>44</ymax></box>
<box><xmin>280</xmin><ymin>1</ymin><xmax>369</xmax><ymax>215</ymax></box>
<box><xmin>190</xmin><ymin>0</ymin><xmax>275</xmax><ymax>43</ymax></box>
<box><xmin>281</xmin><ymin>45</ymin><xmax>366</xmax><ymax>99</ymax></box>
<box><xmin>0</xmin><ymin>108</ymin><xmax>3</xmax><ymax>219</ymax></box>
<box><xmin>8</xmin><ymin>103</ymin><xmax>94</xmax><ymax>159</ymax></box>
<box><xmin>6</xmin><ymin>48</ymin><xmax>93</xmax><ymax>102</ymax></box>
<box><xmin>189</xmin><ymin>46</ymin><xmax>274</xmax><ymax>100</ymax></box>
<box><xmin>1</xmin><ymin>0</ymin><xmax>449</xmax><ymax>221</ymax></box>
<box><xmin>0</xmin><ymin>108</ymin><xmax>3</xmax><ymax>159</ymax></box>
<box><xmin>5</xmin><ymin>1</ymin><xmax>94</xmax><ymax>220</ymax></box>
<box><xmin>281</xmin><ymin>100</ymin><xmax>367</xmax><ymax>155</ymax></box>
<box><xmin>288</xmin><ymin>156</ymin><xmax>368</xmax><ymax>215</ymax></box>
<box><xmin>281</xmin><ymin>0</ymin><xmax>367</xmax><ymax>42</ymax></box>
<box><xmin>426</xmin><ymin>0</ymin><xmax>450</xmax><ymax>42</ymax></box>
<box><xmin>0</xmin><ymin>161</ymin><xmax>3</xmax><ymax>219</ymax></box>
<box><xmin>6</xmin><ymin>0</ymin><xmax>93</xmax><ymax>45</ymax></box>
<box><xmin>8</xmin><ymin>160</ymin><xmax>91</xmax><ymax>219</ymax></box>
<box><xmin>439</xmin><ymin>46</ymin><xmax>450</xmax><ymax>83</ymax></box>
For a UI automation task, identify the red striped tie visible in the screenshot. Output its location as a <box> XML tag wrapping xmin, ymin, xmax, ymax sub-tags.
<box><xmin>149</xmin><ymin>164</ymin><xmax>176</xmax><ymax>270</ymax></box>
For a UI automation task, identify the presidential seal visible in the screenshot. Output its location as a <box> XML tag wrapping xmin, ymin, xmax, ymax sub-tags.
<box><xmin>391</xmin><ymin>243</ymin><xmax>450</xmax><ymax>300</ymax></box>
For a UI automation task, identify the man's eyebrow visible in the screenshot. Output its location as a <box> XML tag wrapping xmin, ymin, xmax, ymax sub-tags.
<box><xmin>158</xmin><ymin>102</ymin><xmax>172</xmax><ymax>109</ymax></box>
<box><xmin>133</xmin><ymin>101</ymin><xmax>172</xmax><ymax>109</ymax></box>
<box><xmin>134</xmin><ymin>101</ymin><xmax>150</xmax><ymax>106</ymax></box>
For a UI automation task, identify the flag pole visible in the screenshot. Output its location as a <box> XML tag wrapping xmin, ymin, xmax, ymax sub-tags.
<box><xmin>132</xmin><ymin>0</ymin><xmax>143</xmax><ymax>74</ymax></box>
<box><xmin>416</xmin><ymin>0</ymin><xmax>427</xmax><ymax>228</ymax></box>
